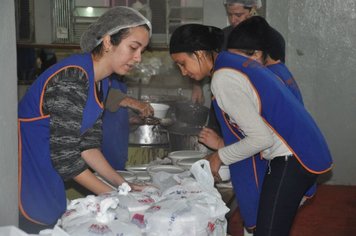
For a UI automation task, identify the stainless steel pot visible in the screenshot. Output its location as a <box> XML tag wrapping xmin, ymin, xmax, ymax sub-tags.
<box><xmin>167</xmin><ymin>123</ymin><xmax>208</xmax><ymax>153</ymax></box>
<box><xmin>129</xmin><ymin>124</ymin><xmax>169</xmax><ymax>145</ymax></box>
<box><xmin>174</xmin><ymin>101</ymin><xmax>209</xmax><ymax>126</ymax></box>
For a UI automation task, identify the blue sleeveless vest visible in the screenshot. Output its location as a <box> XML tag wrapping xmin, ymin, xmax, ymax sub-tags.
<box><xmin>214</xmin><ymin>51</ymin><xmax>332</xmax><ymax>173</ymax></box>
<box><xmin>18</xmin><ymin>53</ymin><xmax>109</xmax><ymax>225</ymax></box>
<box><xmin>101</xmin><ymin>74</ymin><xmax>129</xmax><ymax>170</ymax></box>
<box><xmin>211</xmin><ymin>51</ymin><xmax>332</xmax><ymax>227</ymax></box>
<box><xmin>267</xmin><ymin>62</ymin><xmax>304</xmax><ymax>105</ymax></box>
<box><xmin>267</xmin><ymin>61</ymin><xmax>317</xmax><ymax>198</ymax></box>
<box><xmin>212</xmin><ymin>98</ymin><xmax>267</xmax><ymax>228</ymax></box>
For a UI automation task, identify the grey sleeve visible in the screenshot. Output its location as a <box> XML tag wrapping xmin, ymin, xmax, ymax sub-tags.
<box><xmin>43</xmin><ymin>67</ymin><xmax>102</xmax><ymax>180</ymax></box>
<box><xmin>105</xmin><ymin>88</ymin><xmax>127</xmax><ymax>112</ymax></box>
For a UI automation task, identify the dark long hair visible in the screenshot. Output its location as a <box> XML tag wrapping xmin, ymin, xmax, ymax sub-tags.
<box><xmin>169</xmin><ymin>24</ymin><xmax>224</xmax><ymax>55</ymax></box>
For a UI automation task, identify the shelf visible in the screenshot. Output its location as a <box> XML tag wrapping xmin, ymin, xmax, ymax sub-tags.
<box><xmin>168</xmin><ymin>7</ymin><xmax>203</xmax><ymax>21</ymax></box>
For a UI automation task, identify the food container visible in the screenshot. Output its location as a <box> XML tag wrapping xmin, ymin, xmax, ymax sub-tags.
<box><xmin>168</xmin><ymin>150</ymin><xmax>205</xmax><ymax>165</ymax></box>
<box><xmin>218</xmin><ymin>165</ymin><xmax>230</xmax><ymax>182</ymax></box>
<box><xmin>126</xmin><ymin>165</ymin><xmax>151</xmax><ymax>183</ymax></box>
<box><xmin>176</xmin><ymin>157</ymin><xmax>203</xmax><ymax>170</ymax></box>
<box><xmin>151</xmin><ymin>103</ymin><xmax>170</xmax><ymax>119</ymax></box>
<box><xmin>147</xmin><ymin>165</ymin><xmax>185</xmax><ymax>176</ymax></box>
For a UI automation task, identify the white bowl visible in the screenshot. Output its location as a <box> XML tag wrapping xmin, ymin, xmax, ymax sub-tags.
<box><xmin>151</xmin><ymin>103</ymin><xmax>170</xmax><ymax>119</ymax></box>
<box><xmin>168</xmin><ymin>150</ymin><xmax>205</xmax><ymax>165</ymax></box>
<box><xmin>176</xmin><ymin>157</ymin><xmax>203</xmax><ymax>170</ymax></box>
<box><xmin>218</xmin><ymin>165</ymin><xmax>230</xmax><ymax>182</ymax></box>
<box><xmin>147</xmin><ymin>165</ymin><xmax>185</xmax><ymax>176</ymax></box>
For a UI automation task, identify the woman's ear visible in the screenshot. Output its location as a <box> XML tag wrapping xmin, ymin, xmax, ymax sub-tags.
<box><xmin>249</xmin><ymin>8</ymin><xmax>258</xmax><ymax>17</ymax></box>
<box><xmin>252</xmin><ymin>50</ymin><xmax>263</xmax><ymax>62</ymax></box>
<box><xmin>102</xmin><ymin>35</ymin><xmax>112</xmax><ymax>52</ymax></box>
<box><xmin>195</xmin><ymin>50</ymin><xmax>205</xmax><ymax>60</ymax></box>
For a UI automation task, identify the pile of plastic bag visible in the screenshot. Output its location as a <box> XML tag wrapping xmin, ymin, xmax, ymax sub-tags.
<box><xmin>55</xmin><ymin>160</ymin><xmax>230</xmax><ymax>236</ymax></box>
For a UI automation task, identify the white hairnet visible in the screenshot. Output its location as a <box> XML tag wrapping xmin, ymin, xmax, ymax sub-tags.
<box><xmin>80</xmin><ymin>6</ymin><xmax>152</xmax><ymax>53</ymax></box>
<box><xmin>223</xmin><ymin>0</ymin><xmax>262</xmax><ymax>8</ymax></box>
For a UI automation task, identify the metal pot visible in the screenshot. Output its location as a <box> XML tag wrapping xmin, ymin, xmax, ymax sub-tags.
<box><xmin>167</xmin><ymin>123</ymin><xmax>209</xmax><ymax>153</ymax></box>
<box><xmin>129</xmin><ymin>124</ymin><xmax>169</xmax><ymax>145</ymax></box>
<box><xmin>174</xmin><ymin>101</ymin><xmax>209</xmax><ymax>126</ymax></box>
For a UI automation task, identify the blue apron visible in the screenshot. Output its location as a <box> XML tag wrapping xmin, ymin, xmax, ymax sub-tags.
<box><xmin>267</xmin><ymin>62</ymin><xmax>316</xmax><ymax>198</ymax></box>
<box><xmin>212</xmin><ymin>51</ymin><xmax>333</xmax><ymax>227</ymax></box>
<box><xmin>212</xmin><ymin>98</ymin><xmax>267</xmax><ymax>228</ymax></box>
<box><xmin>18</xmin><ymin>53</ymin><xmax>109</xmax><ymax>225</ymax></box>
<box><xmin>267</xmin><ymin>62</ymin><xmax>304</xmax><ymax>105</ymax></box>
<box><xmin>101</xmin><ymin>74</ymin><xmax>129</xmax><ymax>170</ymax></box>
<box><xmin>214</xmin><ymin>51</ymin><xmax>332</xmax><ymax>172</ymax></box>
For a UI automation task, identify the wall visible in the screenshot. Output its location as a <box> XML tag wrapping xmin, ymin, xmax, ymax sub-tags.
<box><xmin>0</xmin><ymin>0</ymin><xmax>18</xmax><ymax>226</ymax></box>
<box><xmin>267</xmin><ymin>0</ymin><xmax>356</xmax><ymax>185</ymax></box>
<box><xmin>203</xmin><ymin>0</ymin><xmax>227</xmax><ymax>28</ymax></box>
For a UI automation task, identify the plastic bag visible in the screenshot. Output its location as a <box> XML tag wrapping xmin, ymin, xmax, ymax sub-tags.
<box><xmin>143</xmin><ymin>160</ymin><xmax>230</xmax><ymax>236</ymax></box>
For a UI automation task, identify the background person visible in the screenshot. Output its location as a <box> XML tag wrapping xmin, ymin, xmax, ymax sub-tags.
<box><xmin>18</xmin><ymin>6</ymin><xmax>151</xmax><ymax>231</ymax></box>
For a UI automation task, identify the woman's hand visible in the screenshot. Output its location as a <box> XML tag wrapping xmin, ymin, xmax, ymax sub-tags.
<box><xmin>128</xmin><ymin>182</ymin><xmax>147</xmax><ymax>192</ymax></box>
<box><xmin>120</xmin><ymin>97</ymin><xmax>153</xmax><ymax>118</ymax></box>
<box><xmin>199</xmin><ymin>127</ymin><xmax>225</xmax><ymax>150</ymax></box>
<box><xmin>205</xmin><ymin>151</ymin><xmax>223</xmax><ymax>182</ymax></box>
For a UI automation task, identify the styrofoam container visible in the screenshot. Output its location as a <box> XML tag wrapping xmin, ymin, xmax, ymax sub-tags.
<box><xmin>151</xmin><ymin>103</ymin><xmax>170</xmax><ymax>119</ymax></box>
<box><xmin>168</xmin><ymin>150</ymin><xmax>205</xmax><ymax>165</ymax></box>
<box><xmin>147</xmin><ymin>165</ymin><xmax>185</xmax><ymax>176</ymax></box>
<box><xmin>176</xmin><ymin>157</ymin><xmax>203</xmax><ymax>170</ymax></box>
<box><xmin>218</xmin><ymin>165</ymin><xmax>230</xmax><ymax>182</ymax></box>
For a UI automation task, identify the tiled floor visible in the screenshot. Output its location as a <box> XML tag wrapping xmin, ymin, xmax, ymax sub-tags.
<box><xmin>228</xmin><ymin>184</ymin><xmax>356</xmax><ymax>236</ymax></box>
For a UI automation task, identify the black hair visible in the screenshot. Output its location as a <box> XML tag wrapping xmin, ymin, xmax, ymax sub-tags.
<box><xmin>227</xmin><ymin>16</ymin><xmax>285</xmax><ymax>62</ymax></box>
<box><xmin>169</xmin><ymin>24</ymin><xmax>224</xmax><ymax>55</ymax></box>
<box><xmin>227</xmin><ymin>16</ymin><xmax>269</xmax><ymax>51</ymax></box>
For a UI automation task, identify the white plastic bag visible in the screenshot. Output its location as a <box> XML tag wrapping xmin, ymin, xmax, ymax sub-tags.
<box><xmin>143</xmin><ymin>160</ymin><xmax>230</xmax><ymax>236</ymax></box>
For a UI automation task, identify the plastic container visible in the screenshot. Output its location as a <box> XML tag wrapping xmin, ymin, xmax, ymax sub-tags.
<box><xmin>168</xmin><ymin>150</ymin><xmax>205</xmax><ymax>165</ymax></box>
<box><xmin>151</xmin><ymin>103</ymin><xmax>170</xmax><ymax>119</ymax></box>
<box><xmin>218</xmin><ymin>165</ymin><xmax>230</xmax><ymax>182</ymax></box>
<box><xmin>176</xmin><ymin>157</ymin><xmax>203</xmax><ymax>170</ymax></box>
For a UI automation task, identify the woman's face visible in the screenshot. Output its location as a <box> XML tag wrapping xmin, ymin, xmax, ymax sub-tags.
<box><xmin>109</xmin><ymin>26</ymin><xmax>150</xmax><ymax>75</ymax></box>
<box><xmin>171</xmin><ymin>52</ymin><xmax>211</xmax><ymax>81</ymax></box>
<box><xmin>226</xmin><ymin>4</ymin><xmax>252</xmax><ymax>27</ymax></box>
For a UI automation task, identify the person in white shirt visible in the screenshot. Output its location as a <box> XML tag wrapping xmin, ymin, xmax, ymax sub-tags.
<box><xmin>169</xmin><ymin>18</ymin><xmax>332</xmax><ymax>236</ymax></box>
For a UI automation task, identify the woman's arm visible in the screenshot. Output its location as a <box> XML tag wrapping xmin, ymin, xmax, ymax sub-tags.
<box><xmin>211</xmin><ymin>69</ymin><xmax>273</xmax><ymax>165</ymax></box>
<box><xmin>81</xmin><ymin>148</ymin><xmax>126</xmax><ymax>188</ymax></box>
<box><xmin>191</xmin><ymin>82</ymin><xmax>205</xmax><ymax>104</ymax></box>
<box><xmin>106</xmin><ymin>88</ymin><xmax>153</xmax><ymax>117</ymax></box>
<box><xmin>73</xmin><ymin>168</ymin><xmax>115</xmax><ymax>194</ymax></box>
<box><xmin>79</xmin><ymin>148</ymin><xmax>147</xmax><ymax>192</ymax></box>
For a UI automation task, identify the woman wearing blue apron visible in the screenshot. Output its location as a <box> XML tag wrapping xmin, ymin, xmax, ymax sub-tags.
<box><xmin>18</xmin><ymin>7</ymin><xmax>152</xmax><ymax>231</ymax></box>
<box><xmin>169</xmin><ymin>18</ymin><xmax>332</xmax><ymax>236</ymax></box>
